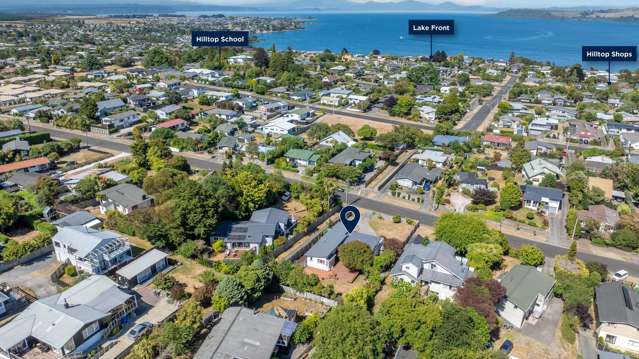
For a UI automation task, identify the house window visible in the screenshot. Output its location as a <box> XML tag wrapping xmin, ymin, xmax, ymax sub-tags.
<box><xmin>82</xmin><ymin>321</ymin><xmax>100</xmax><ymax>339</ymax></box>
<box><xmin>629</xmin><ymin>339</ymin><xmax>639</xmax><ymax>348</ymax></box>
<box><xmin>54</xmin><ymin>241</ymin><xmax>61</xmax><ymax>247</ymax></box>
<box><xmin>605</xmin><ymin>335</ymin><xmax>616</xmax><ymax>345</ymax></box>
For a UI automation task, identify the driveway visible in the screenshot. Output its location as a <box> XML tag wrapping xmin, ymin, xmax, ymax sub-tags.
<box><xmin>0</xmin><ymin>253</ymin><xmax>59</xmax><ymax>298</ymax></box>
<box><xmin>548</xmin><ymin>197</ymin><xmax>570</xmax><ymax>248</ymax></box>
<box><xmin>520</xmin><ymin>297</ymin><xmax>563</xmax><ymax>345</ymax></box>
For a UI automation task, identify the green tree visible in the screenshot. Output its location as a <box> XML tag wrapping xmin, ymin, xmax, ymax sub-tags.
<box><xmin>33</xmin><ymin>176</ymin><xmax>60</xmax><ymax>206</ymax></box>
<box><xmin>566</xmin><ymin>208</ymin><xmax>582</xmax><ymax>239</ymax></box>
<box><xmin>610</xmin><ymin>228</ymin><xmax>639</xmax><ymax>251</ymax></box>
<box><xmin>357</xmin><ymin>124</ymin><xmax>377</xmax><ymax>140</ymax></box>
<box><xmin>79</xmin><ymin>97</ymin><xmax>98</xmax><ymax>122</ymax></box>
<box><xmin>466</xmin><ymin>242</ymin><xmax>503</xmax><ymax>276</ymax></box>
<box><xmin>568</xmin><ymin>241</ymin><xmax>577</xmax><ymax>261</ymax></box>
<box><xmin>225</xmin><ymin>165</ymin><xmax>271</xmax><ymax>218</ymax></box>
<box><xmin>292</xmin><ymin>314</ymin><xmax>320</xmax><ymax>344</ymax></box>
<box><xmin>429</xmin><ymin>303</ymin><xmax>491</xmax><ymax>358</ymax></box>
<box><xmin>236</xmin><ymin>259</ymin><xmax>273</xmax><ymax>302</ymax></box>
<box><xmin>567</xmin><ymin>171</ymin><xmax>588</xmax><ymax>208</ymax></box>
<box><xmin>168</xmin><ymin>180</ymin><xmax>221</xmax><ymax>243</ymax></box>
<box><xmin>214</xmin><ymin>276</ymin><xmax>247</xmax><ymax>305</ymax></box>
<box><xmin>375</xmin><ymin>286</ymin><xmax>442</xmax><ymax>354</ymax></box>
<box><xmin>338</xmin><ymin>240</ymin><xmax>374</xmax><ymax>272</ymax></box>
<box><xmin>0</xmin><ymin>191</ymin><xmax>19</xmax><ymax>231</ymax></box>
<box><xmin>81</xmin><ymin>53</ymin><xmax>101</xmax><ymax>70</ymax></box>
<box><xmin>144</xmin><ymin>47</ymin><xmax>172</xmax><ymax>68</ymax></box>
<box><xmin>540</xmin><ymin>173</ymin><xmax>558</xmax><ymax>188</ymax></box>
<box><xmin>253</xmin><ymin>47</ymin><xmax>270</xmax><ymax>68</ymax></box>
<box><xmin>499</xmin><ymin>182</ymin><xmax>522</xmax><ymax>210</ymax></box>
<box><xmin>434</xmin><ymin>213</ymin><xmax>493</xmax><ymax>253</ymax></box>
<box><xmin>515</xmin><ymin>245</ymin><xmax>545</xmax><ymax>266</ymax></box>
<box><xmin>407</xmin><ymin>63</ymin><xmax>439</xmax><ymax>85</ymax></box>
<box><xmin>510</xmin><ymin>143</ymin><xmax>531</xmax><ymax>170</ymax></box>
<box><xmin>312</xmin><ymin>304</ymin><xmax>386</xmax><ymax>359</ymax></box>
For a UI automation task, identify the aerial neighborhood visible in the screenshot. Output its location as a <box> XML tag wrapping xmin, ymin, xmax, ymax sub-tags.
<box><xmin>0</xmin><ymin>11</ymin><xmax>638</xmax><ymax>359</ymax></box>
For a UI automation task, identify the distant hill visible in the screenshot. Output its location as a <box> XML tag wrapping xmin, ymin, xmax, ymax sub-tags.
<box><xmin>0</xmin><ymin>0</ymin><xmax>501</xmax><ymax>15</ymax></box>
<box><xmin>496</xmin><ymin>7</ymin><xmax>639</xmax><ymax>21</ymax></box>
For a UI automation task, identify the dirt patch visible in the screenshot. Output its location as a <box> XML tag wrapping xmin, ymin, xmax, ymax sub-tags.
<box><xmin>373</xmin><ymin>276</ymin><xmax>395</xmax><ymax>312</ymax></box>
<box><xmin>369</xmin><ymin>216</ymin><xmax>417</xmax><ymax>243</ymax></box>
<box><xmin>169</xmin><ymin>257</ymin><xmax>209</xmax><ymax>293</ymax></box>
<box><xmin>283</xmin><ymin>199</ymin><xmax>308</xmax><ymax>221</ymax></box>
<box><xmin>318</xmin><ymin>114</ymin><xmax>395</xmax><ymax>135</ymax></box>
<box><xmin>496</xmin><ymin>330</ymin><xmax>569</xmax><ymax>359</ymax></box>
<box><xmin>323</xmin><ymin>272</ymin><xmax>368</xmax><ymax>294</ymax></box>
<box><xmin>415</xmin><ymin>225</ymin><xmax>435</xmax><ymax>240</ymax></box>
<box><xmin>256</xmin><ymin>292</ymin><xmax>330</xmax><ymax>317</ymax></box>
<box><xmin>9</xmin><ymin>230</ymin><xmax>41</xmax><ymax>244</ymax></box>
<box><xmin>59</xmin><ymin>149</ymin><xmax>111</xmax><ymax>166</ymax></box>
<box><xmin>493</xmin><ymin>256</ymin><xmax>522</xmax><ymax>279</ymax></box>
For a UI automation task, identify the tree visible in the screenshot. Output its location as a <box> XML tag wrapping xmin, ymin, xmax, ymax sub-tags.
<box><xmin>142</xmin><ymin>167</ymin><xmax>188</xmax><ymax>196</ymax></box>
<box><xmin>357</xmin><ymin>124</ymin><xmax>377</xmax><ymax>140</ymax></box>
<box><xmin>499</xmin><ymin>182</ymin><xmax>522</xmax><ymax>210</ymax></box>
<box><xmin>567</xmin><ymin>171</ymin><xmax>588</xmax><ymax>208</ymax></box>
<box><xmin>292</xmin><ymin>314</ymin><xmax>320</xmax><ymax>344</ymax></box>
<box><xmin>225</xmin><ymin>165</ymin><xmax>271</xmax><ymax>218</ymax></box>
<box><xmin>407</xmin><ymin>63</ymin><xmax>439</xmax><ymax>85</ymax></box>
<box><xmin>566</xmin><ymin>208</ymin><xmax>581</xmax><ymax>238</ymax></box>
<box><xmin>455</xmin><ymin>278</ymin><xmax>506</xmax><ymax>330</ymax></box>
<box><xmin>338</xmin><ymin>240</ymin><xmax>374</xmax><ymax>272</ymax></box>
<box><xmin>81</xmin><ymin>53</ymin><xmax>101</xmax><ymax>71</ymax></box>
<box><xmin>144</xmin><ymin>47</ymin><xmax>171</xmax><ymax>68</ymax></box>
<box><xmin>79</xmin><ymin>97</ymin><xmax>98</xmax><ymax>122</ymax></box>
<box><xmin>431</xmin><ymin>50</ymin><xmax>448</xmax><ymax>62</ymax></box>
<box><xmin>515</xmin><ymin>245</ymin><xmax>545</xmax><ymax>266</ymax></box>
<box><xmin>429</xmin><ymin>303</ymin><xmax>491</xmax><ymax>358</ymax></box>
<box><xmin>33</xmin><ymin>176</ymin><xmax>60</xmax><ymax>206</ymax></box>
<box><xmin>510</xmin><ymin>143</ymin><xmax>531</xmax><ymax>170</ymax></box>
<box><xmin>253</xmin><ymin>47</ymin><xmax>270</xmax><ymax>68</ymax></box>
<box><xmin>434</xmin><ymin>213</ymin><xmax>493</xmax><ymax>253</ymax></box>
<box><xmin>236</xmin><ymin>259</ymin><xmax>273</xmax><ymax>302</ymax></box>
<box><xmin>568</xmin><ymin>241</ymin><xmax>577</xmax><ymax>261</ymax></box>
<box><xmin>169</xmin><ymin>180</ymin><xmax>221</xmax><ymax>243</ymax></box>
<box><xmin>610</xmin><ymin>228</ymin><xmax>639</xmax><ymax>251</ymax></box>
<box><xmin>312</xmin><ymin>304</ymin><xmax>386</xmax><ymax>359</ymax></box>
<box><xmin>540</xmin><ymin>173</ymin><xmax>558</xmax><ymax>188</ymax></box>
<box><xmin>466</xmin><ymin>242</ymin><xmax>503</xmax><ymax>277</ymax></box>
<box><xmin>0</xmin><ymin>191</ymin><xmax>19</xmax><ymax>231</ymax></box>
<box><xmin>471</xmin><ymin>188</ymin><xmax>496</xmax><ymax>206</ymax></box>
<box><xmin>375</xmin><ymin>286</ymin><xmax>442</xmax><ymax>354</ymax></box>
<box><xmin>214</xmin><ymin>276</ymin><xmax>247</xmax><ymax>305</ymax></box>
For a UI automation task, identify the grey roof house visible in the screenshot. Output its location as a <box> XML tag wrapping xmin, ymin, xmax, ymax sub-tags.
<box><xmin>212</xmin><ymin>207</ymin><xmax>295</xmax><ymax>254</ymax></box>
<box><xmin>328</xmin><ymin>147</ymin><xmax>371</xmax><ymax>167</ymax></box>
<box><xmin>391</xmin><ymin>241</ymin><xmax>472</xmax><ymax>300</ymax></box>
<box><xmin>394</xmin><ymin>163</ymin><xmax>442</xmax><ymax>189</ymax></box>
<box><xmin>305</xmin><ymin>222</ymin><xmax>383</xmax><ymax>272</ymax></box>
<box><xmin>194</xmin><ymin>307</ymin><xmax>296</xmax><ymax>359</ymax></box>
<box><xmin>595</xmin><ymin>282</ymin><xmax>639</xmax><ymax>354</ymax></box>
<box><xmin>0</xmin><ymin>276</ymin><xmax>136</xmax><ymax>357</ymax></box>
<box><xmin>96</xmin><ymin>98</ymin><xmax>125</xmax><ymax>117</ymax></box>
<box><xmin>115</xmin><ymin>248</ymin><xmax>169</xmax><ymax>287</ymax></box>
<box><xmin>53</xmin><ymin>226</ymin><xmax>132</xmax><ymax>274</ymax></box>
<box><xmin>52</xmin><ymin>210</ymin><xmax>102</xmax><ymax>229</ymax></box>
<box><xmin>523</xmin><ymin>185</ymin><xmax>564</xmax><ymax>215</ymax></box>
<box><xmin>497</xmin><ymin>265</ymin><xmax>555</xmax><ymax>328</ymax></box>
<box><xmin>98</xmin><ymin>183</ymin><xmax>153</xmax><ymax>215</ymax></box>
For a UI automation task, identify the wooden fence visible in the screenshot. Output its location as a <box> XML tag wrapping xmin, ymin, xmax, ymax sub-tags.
<box><xmin>280</xmin><ymin>285</ymin><xmax>338</xmax><ymax>307</ymax></box>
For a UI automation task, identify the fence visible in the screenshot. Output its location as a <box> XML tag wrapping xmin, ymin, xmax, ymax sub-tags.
<box><xmin>280</xmin><ymin>217</ymin><xmax>340</xmax><ymax>262</ymax></box>
<box><xmin>0</xmin><ymin>245</ymin><xmax>53</xmax><ymax>274</ymax></box>
<box><xmin>376</xmin><ymin>149</ymin><xmax>416</xmax><ymax>191</ymax></box>
<box><xmin>280</xmin><ymin>285</ymin><xmax>338</xmax><ymax>307</ymax></box>
<box><xmin>271</xmin><ymin>206</ymin><xmax>340</xmax><ymax>259</ymax></box>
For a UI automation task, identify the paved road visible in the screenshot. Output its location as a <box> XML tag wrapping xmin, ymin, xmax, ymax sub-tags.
<box><xmin>458</xmin><ymin>76</ymin><xmax>517</xmax><ymax>131</ymax></box>
<box><xmin>344</xmin><ymin>193</ymin><xmax>639</xmax><ymax>277</ymax></box>
<box><xmin>188</xmin><ymin>81</ymin><xmax>434</xmax><ymax>130</ymax></box>
<box><xmin>32</xmin><ymin>124</ymin><xmax>639</xmax><ymax>277</ymax></box>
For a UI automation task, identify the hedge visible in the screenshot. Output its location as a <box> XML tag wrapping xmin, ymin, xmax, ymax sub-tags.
<box><xmin>0</xmin><ymin>132</ymin><xmax>51</xmax><ymax>146</ymax></box>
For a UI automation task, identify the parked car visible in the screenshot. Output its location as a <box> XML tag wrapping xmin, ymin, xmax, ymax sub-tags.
<box><xmin>499</xmin><ymin>339</ymin><xmax>513</xmax><ymax>354</ymax></box>
<box><xmin>128</xmin><ymin>322</ymin><xmax>153</xmax><ymax>341</ymax></box>
<box><xmin>612</xmin><ymin>270</ymin><xmax>629</xmax><ymax>282</ymax></box>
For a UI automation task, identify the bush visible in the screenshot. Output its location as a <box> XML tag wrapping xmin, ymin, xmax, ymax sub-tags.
<box><xmin>338</xmin><ymin>240</ymin><xmax>374</xmax><ymax>272</ymax></box>
<box><xmin>212</xmin><ymin>239</ymin><xmax>225</xmax><ymax>253</ymax></box>
<box><xmin>153</xmin><ymin>274</ymin><xmax>178</xmax><ymax>291</ymax></box>
<box><xmin>526</xmin><ymin>212</ymin><xmax>535</xmax><ymax>220</ymax></box>
<box><xmin>392</xmin><ymin>215</ymin><xmax>401</xmax><ymax>223</ymax></box>
<box><xmin>292</xmin><ymin>314</ymin><xmax>320</xmax><ymax>344</ymax></box>
<box><xmin>515</xmin><ymin>245</ymin><xmax>545</xmax><ymax>266</ymax></box>
<box><xmin>64</xmin><ymin>265</ymin><xmax>78</xmax><ymax>277</ymax></box>
<box><xmin>560</xmin><ymin>314</ymin><xmax>578</xmax><ymax>344</ymax></box>
<box><xmin>176</xmin><ymin>240</ymin><xmax>199</xmax><ymax>258</ymax></box>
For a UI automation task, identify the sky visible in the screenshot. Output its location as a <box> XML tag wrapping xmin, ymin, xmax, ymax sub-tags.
<box><xmin>192</xmin><ymin>0</ymin><xmax>639</xmax><ymax>7</ymax></box>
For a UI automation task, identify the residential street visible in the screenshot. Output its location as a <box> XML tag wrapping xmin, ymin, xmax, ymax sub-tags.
<box><xmin>23</xmin><ymin>122</ymin><xmax>639</xmax><ymax>277</ymax></box>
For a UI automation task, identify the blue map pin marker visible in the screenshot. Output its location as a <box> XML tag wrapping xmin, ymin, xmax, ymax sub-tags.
<box><xmin>340</xmin><ymin>205</ymin><xmax>360</xmax><ymax>234</ymax></box>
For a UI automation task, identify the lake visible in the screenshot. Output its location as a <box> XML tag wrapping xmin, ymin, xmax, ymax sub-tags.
<box><xmin>182</xmin><ymin>11</ymin><xmax>639</xmax><ymax>69</ymax></box>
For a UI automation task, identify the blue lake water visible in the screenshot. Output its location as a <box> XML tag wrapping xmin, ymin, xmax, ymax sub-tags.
<box><xmin>181</xmin><ymin>11</ymin><xmax>639</xmax><ymax>69</ymax></box>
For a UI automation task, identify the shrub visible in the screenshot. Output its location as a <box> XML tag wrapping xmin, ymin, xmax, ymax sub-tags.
<box><xmin>515</xmin><ymin>245</ymin><xmax>545</xmax><ymax>266</ymax></box>
<box><xmin>153</xmin><ymin>274</ymin><xmax>178</xmax><ymax>291</ymax></box>
<box><xmin>170</xmin><ymin>283</ymin><xmax>187</xmax><ymax>300</ymax></box>
<box><xmin>64</xmin><ymin>265</ymin><xmax>78</xmax><ymax>277</ymax></box>
<box><xmin>560</xmin><ymin>314</ymin><xmax>578</xmax><ymax>344</ymax></box>
<box><xmin>176</xmin><ymin>240</ymin><xmax>199</xmax><ymax>258</ymax></box>
<box><xmin>526</xmin><ymin>212</ymin><xmax>535</xmax><ymax>220</ymax></box>
<box><xmin>338</xmin><ymin>240</ymin><xmax>374</xmax><ymax>272</ymax></box>
<box><xmin>392</xmin><ymin>215</ymin><xmax>401</xmax><ymax>223</ymax></box>
<box><xmin>292</xmin><ymin>314</ymin><xmax>320</xmax><ymax>344</ymax></box>
<box><xmin>406</xmin><ymin>218</ymin><xmax>415</xmax><ymax>225</ymax></box>
<box><xmin>212</xmin><ymin>239</ymin><xmax>225</xmax><ymax>253</ymax></box>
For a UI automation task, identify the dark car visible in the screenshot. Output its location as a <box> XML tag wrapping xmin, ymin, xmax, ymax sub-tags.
<box><xmin>499</xmin><ymin>339</ymin><xmax>513</xmax><ymax>354</ymax></box>
<box><xmin>128</xmin><ymin>322</ymin><xmax>153</xmax><ymax>341</ymax></box>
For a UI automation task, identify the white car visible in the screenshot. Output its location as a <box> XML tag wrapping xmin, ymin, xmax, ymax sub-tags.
<box><xmin>612</xmin><ymin>270</ymin><xmax>629</xmax><ymax>282</ymax></box>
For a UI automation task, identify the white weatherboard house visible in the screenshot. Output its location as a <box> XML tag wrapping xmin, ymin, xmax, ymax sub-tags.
<box><xmin>497</xmin><ymin>265</ymin><xmax>555</xmax><ymax>328</ymax></box>
<box><xmin>0</xmin><ymin>276</ymin><xmax>136</xmax><ymax>357</ymax></box>
<box><xmin>391</xmin><ymin>241</ymin><xmax>472</xmax><ymax>300</ymax></box>
<box><xmin>595</xmin><ymin>282</ymin><xmax>639</xmax><ymax>355</ymax></box>
<box><xmin>52</xmin><ymin>226</ymin><xmax>132</xmax><ymax>274</ymax></box>
<box><xmin>305</xmin><ymin>222</ymin><xmax>383</xmax><ymax>272</ymax></box>
<box><xmin>523</xmin><ymin>185</ymin><xmax>564</xmax><ymax>215</ymax></box>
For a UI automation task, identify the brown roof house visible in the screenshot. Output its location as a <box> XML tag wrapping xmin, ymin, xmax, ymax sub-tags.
<box><xmin>578</xmin><ymin>205</ymin><xmax>619</xmax><ymax>234</ymax></box>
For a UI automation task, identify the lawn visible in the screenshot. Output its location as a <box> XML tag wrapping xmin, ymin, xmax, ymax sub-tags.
<box><xmin>369</xmin><ymin>215</ymin><xmax>417</xmax><ymax>243</ymax></box>
<box><xmin>58</xmin><ymin>149</ymin><xmax>111</xmax><ymax>166</ymax></box>
<box><xmin>169</xmin><ymin>256</ymin><xmax>218</xmax><ymax>293</ymax></box>
<box><xmin>511</xmin><ymin>207</ymin><xmax>546</xmax><ymax>228</ymax></box>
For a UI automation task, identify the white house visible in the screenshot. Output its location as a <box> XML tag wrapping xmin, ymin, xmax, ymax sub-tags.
<box><xmin>52</xmin><ymin>226</ymin><xmax>132</xmax><ymax>274</ymax></box>
<box><xmin>391</xmin><ymin>241</ymin><xmax>472</xmax><ymax>300</ymax></box>
<box><xmin>418</xmin><ymin>105</ymin><xmax>436</xmax><ymax>121</ymax></box>
<box><xmin>305</xmin><ymin>223</ymin><xmax>382</xmax><ymax>271</ymax></box>
<box><xmin>497</xmin><ymin>265</ymin><xmax>555</xmax><ymax>328</ymax></box>
<box><xmin>523</xmin><ymin>185</ymin><xmax>563</xmax><ymax>215</ymax></box>
<box><xmin>522</xmin><ymin>158</ymin><xmax>563</xmax><ymax>184</ymax></box>
<box><xmin>98</xmin><ymin>183</ymin><xmax>153</xmax><ymax>215</ymax></box>
<box><xmin>595</xmin><ymin>282</ymin><xmax>639</xmax><ymax>355</ymax></box>
<box><xmin>101</xmin><ymin>111</ymin><xmax>140</xmax><ymax>129</ymax></box>
<box><xmin>262</xmin><ymin>118</ymin><xmax>298</xmax><ymax>136</ymax></box>
<box><xmin>319</xmin><ymin>131</ymin><xmax>356</xmax><ymax>147</ymax></box>
<box><xmin>413</xmin><ymin>149</ymin><xmax>451</xmax><ymax>168</ymax></box>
